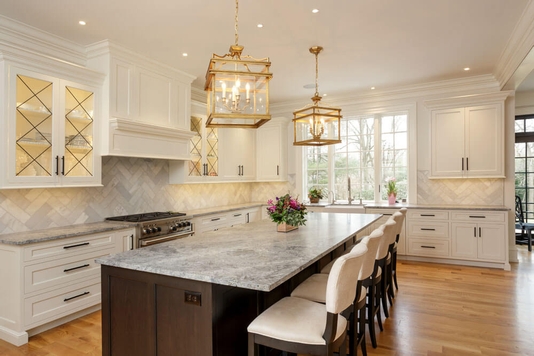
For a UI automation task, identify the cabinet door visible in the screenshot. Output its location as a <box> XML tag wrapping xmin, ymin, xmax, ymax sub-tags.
<box><xmin>187</xmin><ymin>116</ymin><xmax>219</xmax><ymax>181</ymax></box>
<box><xmin>430</xmin><ymin>108</ymin><xmax>465</xmax><ymax>178</ymax></box>
<box><xmin>219</xmin><ymin>128</ymin><xmax>256</xmax><ymax>180</ymax></box>
<box><xmin>478</xmin><ymin>224</ymin><xmax>505</xmax><ymax>261</ymax></box>
<box><xmin>451</xmin><ymin>223</ymin><xmax>478</xmax><ymax>260</ymax></box>
<box><xmin>465</xmin><ymin>104</ymin><xmax>504</xmax><ymax>177</ymax></box>
<box><xmin>256</xmin><ymin>124</ymin><xmax>282</xmax><ymax>181</ymax></box>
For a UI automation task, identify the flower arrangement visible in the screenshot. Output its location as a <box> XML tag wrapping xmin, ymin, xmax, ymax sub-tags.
<box><xmin>385</xmin><ymin>177</ymin><xmax>397</xmax><ymax>196</ymax></box>
<box><xmin>308</xmin><ymin>187</ymin><xmax>324</xmax><ymax>203</ymax></box>
<box><xmin>266</xmin><ymin>194</ymin><xmax>307</xmax><ymax>227</ymax></box>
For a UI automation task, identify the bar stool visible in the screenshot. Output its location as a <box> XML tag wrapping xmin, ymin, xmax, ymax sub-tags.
<box><xmin>247</xmin><ymin>244</ymin><xmax>368</xmax><ymax>356</ymax></box>
<box><xmin>391</xmin><ymin>208</ymin><xmax>407</xmax><ymax>291</ymax></box>
<box><xmin>376</xmin><ymin>219</ymin><xmax>397</xmax><ymax>320</ymax></box>
<box><xmin>290</xmin><ymin>229</ymin><xmax>384</xmax><ymax>355</ymax></box>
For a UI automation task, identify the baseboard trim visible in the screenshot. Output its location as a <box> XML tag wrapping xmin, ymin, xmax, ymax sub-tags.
<box><xmin>398</xmin><ymin>255</ymin><xmax>510</xmax><ymax>270</ymax></box>
<box><xmin>0</xmin><ymin>325</ymin><xmax>28</xmax><ymax>347</ymax></box>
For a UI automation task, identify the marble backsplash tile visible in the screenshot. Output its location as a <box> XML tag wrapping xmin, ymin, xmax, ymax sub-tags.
<box><xmin>0</xmin><ymin>157</ymin><xmax>292</xmax><ymax>234</ymax></box>
<box><xmin>417</xmin><ymin>170</ymin><xmax>504</xmax><ymax>205</ymax></box>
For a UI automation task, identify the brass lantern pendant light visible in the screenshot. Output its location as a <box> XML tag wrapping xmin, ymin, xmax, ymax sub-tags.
<box><xmin>204</xmin><ymin>0</ymin><xmax>272</xmax><ymax>128</ymax></box>
<box><xmin>293</xmin><ymin>46</ymin><xmax>342</xmax><ymax>146</ymax></box>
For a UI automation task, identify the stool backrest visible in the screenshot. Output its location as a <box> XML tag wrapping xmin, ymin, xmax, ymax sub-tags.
<box><xmin>376</xmin><ymin>219</ymin><xmax>396</xmax><ymax>260</ymax></box>
<box><xmin>356</xmin><ymin>228</ymin><xmax>383</xmax><ymax>281</ymax></box>
<box><xmin>326</xmin><ymin>243</ymin><xmax>368</xmax><ymax>314</ymax></box>
<box><xmin>390</xmin><ymin>211</ymin><xmax>405</xmax><ymax>243</ymax></box>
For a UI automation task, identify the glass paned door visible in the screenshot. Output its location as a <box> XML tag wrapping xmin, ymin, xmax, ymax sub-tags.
<box><xmin>189</xmin><ymin>116</ymin><xmax>203</xmax><ymax>176</ymax></box>
<box><xmin>64</xmin><ymin>86</ymin><xmax>94</xmax><ymax>177</ymax></box>
<box><xmin>15</xmin><ymin>75</ymin><xmax>53</xmax><ymax>177</ymax></box>
<box><xmin>206</xmin><ymin>126</ymin><xmax>218</xmax><ymax>176</ymax></box>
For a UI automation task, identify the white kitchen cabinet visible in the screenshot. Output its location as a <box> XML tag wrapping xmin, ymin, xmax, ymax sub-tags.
<box><xmin>256</xmin><ymin>120</ymin><xmax>287</xmax><ymax>181</ymax></box>
<box><xmin>366</xmin><ymin>208</ymin><xmax>406</xmax><ymax>255</ymax></box>
<box><xmin>427</xmin><ymin>92</ymin><xmax>509</xmax><ymax>179</ymax></box>
<box><xmin>0</xmin><ymin>227</ymin><xmax>131</xmax><ymax>346</ymax></box>
<box><xmin>86</xmin><ymin>42</ymin><xmax>195</xmax><ymax>160</ymax></box>
<box><xmin>219</xmin><ymin>128</ymin><xmax>256</xmax><ymax>181</ymax></box>
<box><xmin>0</xmin><ymin>67</ymin><xmax>101</xmax><ymax>189</ymax></box>
<box><xmin>451</xmin><ymin>212</ymin><xmax>506</xmax><ymax>262</ymax></box>
<box><xmin>191</xmin><ymin>206</ymin><xmax>262</xmax><ymax>234</ymax></box>
<box><xmin>169</xmin><ymin>114</ymin><xmax>221</xmax><ymax>183</ymax></box>
<box><xmin>406</xmin><ymin>210</ymin><xmax>450</xmax><ymax>258</ymax></box>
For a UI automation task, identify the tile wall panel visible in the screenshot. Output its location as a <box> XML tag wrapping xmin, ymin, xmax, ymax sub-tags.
<box><xmin>0</xmin><ymin>157</ymin><xmax>292</xmax><ymax>234</ymax></box>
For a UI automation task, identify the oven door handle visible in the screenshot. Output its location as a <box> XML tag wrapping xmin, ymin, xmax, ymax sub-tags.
<box><xmin>139</xmin><ymin>232</ymin><xmax>193</xmax><ymax>247</ymax></box>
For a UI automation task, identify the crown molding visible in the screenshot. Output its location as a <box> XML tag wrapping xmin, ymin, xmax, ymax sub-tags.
<box><xmin>191</xmin><ymin>86</ymin><xmax>205</xmax><ymax>103</ymax></box>
<box><xmin>494</xmin><ymin>0</ymin><xmax>534</xmax><ymax>89</ymax></box>
<box><xmin>270</xmin><ymin>74</ymin><xmax>500</xmax><ymax>117</ymax></box>
<box><xmin>0</xmin><ymin>14</ymin><xmax>86</xmax><ymax>66</ymax></box>
<box><xmin>424</xmin><ymin>91</ymin><xmax>512</xmax><ymax>110</ymax></box>
<box><xmin>86</xmin><ymin>40</ymin><xmax>196</xmax><ymax>83</ymax></box>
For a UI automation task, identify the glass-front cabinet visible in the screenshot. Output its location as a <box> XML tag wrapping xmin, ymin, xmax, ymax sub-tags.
<box><xmin>2</xmin><ymin>68</ymin><xmax>100</xmax><ymax>188</ymax></box>
<box><xmin>187</xmin><ymin>115</ymin><xmax>219</xmax><ymax>180</ymax></box>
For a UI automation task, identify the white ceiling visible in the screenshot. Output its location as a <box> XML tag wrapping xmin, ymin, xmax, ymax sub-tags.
<box><xmin>0</xmin><ymin>0</ymin><xmax>531</xmax><ymax>102</ymax></box>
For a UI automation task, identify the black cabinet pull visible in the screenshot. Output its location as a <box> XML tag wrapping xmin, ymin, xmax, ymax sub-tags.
<box><xmin>277</xmin><ymin>165</ymin><xmax>279</xmax><ymax>175</ymax></box>
<box><xmin>466</xmin><ymin>157</ymin><xmax>469</xmax><ymax>171</ymax></box>
<box><xmin>241</xmin><ymin>165</ymin><xmax>244</xmax><ymax>176</ymax></box>
<box><xmin>130</xmin><ymin>234</ymin><xmax>134</xmax><ymax>250</ymax></box>
<box><xmin>474</xmin><ymin>227</ymin><xmax>477</xmax><ymax>237</ymax></box>
<box><xmin>479</xmin><ymin>227</ymin><xmax>481</xmax><ymax>237</ymax></box>
<box><xmin>462</xmin><ymin>157</ymin><xmax>464</xmax><ymax>171</ymax></box>
<box><xmin>55</xmin><ymin>155</ymin><xmax>59</xmax><ymax>175</ymax></box>
<box><xmin>61</xmin><ymin>156</ymin><xmax>65</xmax><ymax>175</ymax></box>
<box><xmin>63</xmin><ymin>242</ymin><xmax>90</xmax><ymax>249</ymax></box>
<box><xmin>421</xmin><ymin>228</ymin><xmax>436</xmax><ymax>231</ymax></box>
<box><xmin>421</xmin><ymin>214</ymin><xmax>435</xmax><ymax>217</ymax></box>
<box><xmin>64</xmin><ymin>291</ymin><xmax>90</xmax><ymax>302</ymax></box>
<box><xmin>469</xmin><ymin>215</ymin><xmax>486</xmax><ymax>219</ymax></box>
<box><xmin>234</xmin><ymin>214</ymin><xmax>242</xmax><ymax>217</ymax></box>
<box><xmin>421</xmin><ymin>245</ymin><xmax>436</xmax><ymax>249</ymax></box>
<box><xmin>63</xmin><ymin>264</ymin><xmax>90</xmax><ymax>273</ymax></box>
<box><xmin>211</xmin><ymin>218</ymin><xmax>220</xmax><ymax>221</ymax></box>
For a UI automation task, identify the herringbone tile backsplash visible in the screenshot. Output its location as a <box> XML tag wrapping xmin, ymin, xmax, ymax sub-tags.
<box><xmin>417</xmin><ymin>170</ymin><xmax>504</xmax><ymax>205</ymax></box>
<box><xmin>0</xmin><ymin>157</ymin><xmax>292</xmax><ymax>234</ymax></box>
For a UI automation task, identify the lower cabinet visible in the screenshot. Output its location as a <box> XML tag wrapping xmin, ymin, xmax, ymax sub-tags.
<box><xmin>405</xmin><ymin>209</ymin><xmax>508</xmax><ymax>269</ymax></box>
<box><xmin>191</xmin><ymin>206</ymin><xmax>262</xmax><ymax>234</ymax></box>
<box><xmin>0</xmin><ymin>227</ymin><xmax>133</xmax><ymax>346</ymax></box>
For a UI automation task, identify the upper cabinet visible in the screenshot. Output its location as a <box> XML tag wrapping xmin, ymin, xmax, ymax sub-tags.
<box><xmin>86</xmin><ymin>41</ymin><xmax>195</xmax><ymax>160</ymax></box>
<box><xmin>426</xmin><ymin>92</ymin><xmax>510</xmax><ymax>179</ymax></box>
<box><xmin>219</xmin><ymin>128</ymin><xmax>256</xmax><ymax>181</ymax></box>
<box><xmin>0</xmin><ymin>64</ymin><xmax>103</xmax><ymax>189</ymax></box>
<box><xmin>256</xmin><ymin>119</ymin><xmax>288</xmax><ymax>181</ymax></box>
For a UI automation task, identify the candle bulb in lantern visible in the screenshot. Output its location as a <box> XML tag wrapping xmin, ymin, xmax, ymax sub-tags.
<box><xmin>222</xmin><ymin>82</ymin><xmax>226</xmax><ymax>99</ymax></box>
<box><xmin>246</xmin><ymin>83</ymin><xmax>250</xmax><ymax>100</ymax></box>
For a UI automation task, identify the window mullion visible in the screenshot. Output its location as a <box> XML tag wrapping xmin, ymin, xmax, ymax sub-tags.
<box><xmin>374</xmin><ymin>114</ymin><xmax>382</xmax><ymax>202</ymax></box>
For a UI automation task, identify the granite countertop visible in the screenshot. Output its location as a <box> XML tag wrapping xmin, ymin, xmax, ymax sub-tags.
<box><xmin>96</xmin><ymin>212</ymin><xmax>382</xmax><ymax>292</ymax></box>
<box><xmin>0</xmin><ymin>221</ymin><xmax>136</xmax><ymax>246</ymax></box>
<box><xmin>363</xmin><ymin>203</ymin><xmax>510</xmax><ymax>211</ymax></box>
<box><xmin>185</xmin><ymin>202</ymin><xmax>265</xmax><ymax>218</ymax></box>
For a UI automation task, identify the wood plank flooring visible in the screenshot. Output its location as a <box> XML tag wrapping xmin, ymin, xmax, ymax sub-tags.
<box><xmin>1</xmin><ymin>247</ymin><xmax>532</xmax><ymax>355</ymax></box>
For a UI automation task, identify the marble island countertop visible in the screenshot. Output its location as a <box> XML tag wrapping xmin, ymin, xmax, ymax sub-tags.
<box><xmin>0</xmin><ymin>221</ymin><xmax>136</xmax><ymax>245</ymax></box>
<box><xmin>307</xmin><ymin>202</ymin><xmax>509</xmax><ymax>211</ymax></box>
<box><xmin>96</xmin><ymin>212</ymin><xmax>382</xmax><ymax>292</ymax></box>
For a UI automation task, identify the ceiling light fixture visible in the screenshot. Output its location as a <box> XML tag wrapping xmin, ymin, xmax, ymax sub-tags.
<box><xmin>312</xmin><ymin>9</ymin><xmax>319</xmax><ymax>13</ymax></box>
<box><xmin>464</xmin><ymin>67</ymin><xmax>470</xmax><ymax>71</ymax></box>
<box><xmin>204</xmin><ymin>0</ymin><xmax>272</xmax><ymax>128</ymax></box>
<box><xmin>78</xmin><ymin>20</ymin><xmax>86</xmax><ymax>26</ymax></box>
<box><xmin>257</xmin><ymin>24</ymin><xmax>263</xmax><ymax>28</ymax></box>
<box><xmin>293</xmin><ymin>46</ymin><xmax>342</xmax><ymax>146</ymax></box>
<box><xmin>182</xmin><ymin>53</ymin><xmax>188</xmax><ymax>57</ymax></box>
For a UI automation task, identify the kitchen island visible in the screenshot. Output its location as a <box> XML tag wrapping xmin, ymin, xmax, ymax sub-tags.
<box><xmin>97</xmin><ymin>212</ymin><xmax>381</xmax><ymax>356</ymax></box>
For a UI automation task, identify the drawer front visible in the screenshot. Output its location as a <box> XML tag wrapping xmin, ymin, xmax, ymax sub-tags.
<box><xmin>407</xmin><ymin>221</ymin><xmax>449</xmax><ymax>239</ymax></box>
<box><xmin>199</xmin><ymin>214</ymin><xmax>228</xmax><ymax>231</ymax></box>
<box><xmin>407</xmin><ymin>210</ymin><xmax>449</xmax><ymax>220</ymax></box>
<box><xmin>227</xmin><ymin>211</ymin><xmax>247</xmax><ymax>226</ymax></box>
<box><xmin>24</xmin><ymin>248</ymin><xmax>114</xmax><ymax>294</ymax></box>
<box><xmin>450</xmin><ymin>212</ymin><xmax>505</xmax><ymax>223</ymax></box>
<box><xmin>24</xmin><ymin>231</ymin><xmax>117</xmax><ymax>262</ymax></box>
<box><xmin>408</xmin><ymin>238</ymin><xmax>450</xmax><ymax>257</ymax></box>
<box><xmin>24</xmin><ymin>278</ymin><xmax>101</xmax><ymax>328</ymax></box>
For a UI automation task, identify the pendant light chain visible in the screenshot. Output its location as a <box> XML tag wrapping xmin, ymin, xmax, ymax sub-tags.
<box><xmin>315</xmin><ymin>51</ymin><xmax>319</xmax><ymax>97</ymax></box>
<box><xmin>235</xmin><ymin>0</ymin><xmax>239</xmax><ymax>46</ymax></box>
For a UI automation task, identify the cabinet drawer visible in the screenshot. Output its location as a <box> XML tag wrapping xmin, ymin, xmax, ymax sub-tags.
<box><xmin>407</xmin><ymin>210</ymin><xmax>449</xmax><ymax>220</ymax></box>
<box><xmin>24</xmin><ymin>248</ymin><xmax>114</xmax><ymax>294</ymax></box>
<box><xmin>24</xmin><ymin>231</ymin><xmax>116</xmax><ymax>262</ymax></box>
<box><xmin>450</xmin><ymin>212</ymin><xmax>505</xmax><ymax>222</ymax></box>
<box><xmin>199</xmin><ymin>214</ymin><xmax>228</xmax><ymax>231</ymax></box>
<box><xmin>408</xmin><ymin>238</ymin><xmax>450</xmax><ymax>257</ymax></box>
<box><xmin>24</xmin><ymin>277</ymin><xmax>101</xmax><ymax>328</ymax></box>
<box><xmin>407</xmin><ymin>221</ymin><xmax>449</xmax><ymax>239</ymax></box>
<box><xmin>227</xmin><ymin>211</ymin><xmax>247</xmax><ymax>226</ymax></box>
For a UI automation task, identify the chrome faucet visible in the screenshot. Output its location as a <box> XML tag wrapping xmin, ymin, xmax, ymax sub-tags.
<box><xmin>328</xmin><ymin>190</ymin><xmax>335</xmax><ymax>204</ymax></box>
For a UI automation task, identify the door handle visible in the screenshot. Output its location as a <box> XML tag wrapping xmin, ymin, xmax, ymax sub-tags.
<box><xmin>462</xmin><ymin>157</ymin><xmax>464</xmax><ymax>171</ymax></box>
<box><xmin>466</xmin><ymin>157</ymin><xmax>469</xmax><ymax>171</ymax></box>
<box><xmin>55</xmin><ymin>156</ymin><xmax>59</xmax><ymax>175</ymax></box>
<box><xmin>421</xmin><ymin>245</ymin><xmax>436</xmax><ymax>249</ymax></box>
<box><xmin>277</xmin><ymin>165</ymin><xmax>279</xmax><ymax>175</ymax></box>
<box><xmin>479</xmin><ymin>227</ymin><xmax>481</xmax><ymax>237</ymax></box>
<box><xmin>61</xmin><ymin>156</ymin><xmax>65</xmax><ymax>175</ymax></box>
<box><xmin>63</xmin><ymin>264</ymin><xmax>90</xmax><ymax>273</ymax></box>
<box><xmin>474</xmin><ymin>227</ymin><xmax>477</xmax><ymax>237</ymax></box>
<box><xmin>421</xmin><ymin>228</ymin><xmax>436</xmax><ymax>231</ymax></box>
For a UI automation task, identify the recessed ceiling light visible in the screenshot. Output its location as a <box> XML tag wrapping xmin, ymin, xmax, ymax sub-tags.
<box><xmin>78</xmin><ymin>20</ymin><xmax>86</xmax><ymax>26</ymax></box>
<box><xmin>257</xmin><ymin>24</ymin><xmax>263</xmax><ymax>28</ymax></box>
<box><xmin>464</xmin><ymin>67</ymin><xmax>470</xmax><ymax>71</ymax></box>
<box><xmin>312</xmin><ymin>9</ymin><xmax>319</xmax><ymax>13</ymax></box>
<box><xmin>182</xmin><ymin>53</ymin><xmax>188</xmax><ymax>57</ymax></box>
<box><xmin>323</xmin><ymin>93</ymin><xmax>327</xmax><ymax>97</ymax></box>
<box><xmin>371</xmin><ymin>87</ymin><xmax>375</xmax><ymax>90</ymax></box>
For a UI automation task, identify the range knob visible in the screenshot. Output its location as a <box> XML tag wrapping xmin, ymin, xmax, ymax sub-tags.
<box><xmin>156</xmin><ymin>226</ymin><xmax>162</xmax><ymax>232</ymax></box>
<box><xmin>150</xmin><ymin>227</ymin><xmax>158</xmax><ymax>233</ymax></box>
<box><xmin>142</xmin><ymin>228</ymin><xmax>150</xmax><ymax>234</ymax></box>
<box><xmin>170</xmin><ymin>225</ymin><xmax>178</xmax><ymax>231</ymax></box>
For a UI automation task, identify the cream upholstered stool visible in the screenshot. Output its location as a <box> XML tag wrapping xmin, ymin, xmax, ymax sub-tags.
<box><xmin>375</xmin><ymin>219</ymin><xmax>396</xmax><ymax>321</ymax></box>
<box><xmin>391</xmin><ymin>208</ymin><xmax>407</xmax><ymax>291</ymax></box>
<box><xmin>290</xmin><ymin>229</ymin><xmax>383</xmax><ymax>356</ymax></box>
<box><xmin>247</xmin><ymin>243</ymin><xmax>368</xmax><ymax>356</ymax></box>
<box><xmin>387</xmin><ymin>210</ymin><xmax>406</xmax><ymax>303</ymax></box>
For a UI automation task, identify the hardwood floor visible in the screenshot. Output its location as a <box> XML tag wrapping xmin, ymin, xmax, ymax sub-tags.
<box><xmin>1</xmin><ymin>247</ymin><xmax>532</xmax><ymax>355</ymax></box>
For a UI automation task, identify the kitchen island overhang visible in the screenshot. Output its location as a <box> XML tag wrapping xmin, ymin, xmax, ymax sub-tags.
<box><xmin>97</xmin><ymin>212</ymin><xmax>382</xmax><ymax>356</ymax></box>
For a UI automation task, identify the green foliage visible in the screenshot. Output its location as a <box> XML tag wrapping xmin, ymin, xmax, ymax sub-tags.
<box><xmin>308</xmin><ymin>187</ymin><xmax>324</xmax><ymax>199</ymax></box>
<box><xmin>266</xmin><ymin>194</ymin><xmax>307</xmax><ymax>226</ymax></box>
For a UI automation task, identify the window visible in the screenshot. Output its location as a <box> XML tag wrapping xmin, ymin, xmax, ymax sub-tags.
<box><xmin>304</xmin><ymin>111</ymin><xmax>408</xmax><ymax>203</ymax></box>
<box><xmin>515</xmin><ymin>115</ymin><xmax>534</xmax><ymax>222</ymax></box>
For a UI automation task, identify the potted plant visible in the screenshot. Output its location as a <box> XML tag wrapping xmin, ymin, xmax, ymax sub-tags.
<box><xmin>266</xmin><ymin>194</ymin><xmax>307</xmax><ymax>232</ymax></box>
<box><xmin>308</xmin><ymin>187</ymin><xmax>324</xmax><ymax>204</ymax></box>
<box><xmin>385</xmin><ymin>177</ymin><xmax>397</xmax><ymax>205</ymax></box>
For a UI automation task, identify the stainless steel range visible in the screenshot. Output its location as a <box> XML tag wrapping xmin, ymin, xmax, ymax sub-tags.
<box><xmin>106</xmin><ymin>212</ymin><xmax>194</xmax><ymax>249</ymax></box>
